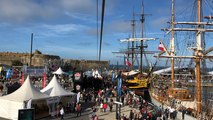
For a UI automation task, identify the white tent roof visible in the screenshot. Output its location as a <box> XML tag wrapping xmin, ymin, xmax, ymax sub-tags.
<box><xmin>41</xmin><ymin>75</ymin><xmax>75</xmax><ymax>97</ymax></box>
<box><xmin>53</xmin><ymin>67</ymin><xmax>66</xmax><ymax>75</ymax></box>
<box><xmin>153</xmin><ymin>67</ymin><xmax>178</xmax><ymax>75</ymax></box>
<box><xmin>1</xmin><ymin>76</ymin><xmax>49</xmax><ymax>102</ymax></box>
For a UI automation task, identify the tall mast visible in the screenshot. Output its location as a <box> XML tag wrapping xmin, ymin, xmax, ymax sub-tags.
<box><xmin>171</xmin><ymin>0</ymin><xmax>175</xmax><ymax>88</ymax></box>
<box><xmin>140</xmin><ymin>2</ymin><xmax>145</xmax><ymax>73</ymax></box>
<box><xmin>161</xmin><ymin>0</ymin><xmax>213</xmax><ymax>114</ymax></box>
<box><xmin>196</xmin><ymin>0</ymin><xmax>202</xmax><ymax>114</ymax></box>
<box><xmin>131</xmin><ymin>10</ymin><xmax>135</xmax><ymax>70</ymax></box>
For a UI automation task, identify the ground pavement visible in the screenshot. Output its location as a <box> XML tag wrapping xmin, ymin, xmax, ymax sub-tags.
<box><xmin>40</xmin><ymin>98</ymin><xmax>133</xmax><ymax>120</ymax></box>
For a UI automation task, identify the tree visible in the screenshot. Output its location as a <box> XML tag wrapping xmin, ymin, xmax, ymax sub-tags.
<box><xmin>12</xmin><ymin>60</ymin><xmax>23</xmax><ymax>66</ymax></box>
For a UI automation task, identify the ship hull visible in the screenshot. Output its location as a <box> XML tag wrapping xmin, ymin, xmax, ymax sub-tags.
<box><xmin>149</xmin><ymin>90</ymin><xmax>196</xmax><ymax>120</ymax></box>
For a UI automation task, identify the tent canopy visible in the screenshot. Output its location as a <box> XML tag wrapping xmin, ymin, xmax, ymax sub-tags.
<box><xmin>52</xmin><ymin>67</ymin><xmax>66</xmax><ymax>75</ymax></box>
<box><xmin>0</xmin><ymin>76</ymin><xmax>50</xmax><ymax>120</ymax></box>
<box><xmin>41</xmin><ymin>75</ymin><xmax>75</xmax><ymax>97</ymax></box>
<box><xmin>1</xmin><ymin>76</ymin><xmax>49</xmax><ymax>102</ymax></box>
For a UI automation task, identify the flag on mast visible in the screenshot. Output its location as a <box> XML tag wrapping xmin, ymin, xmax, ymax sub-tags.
<box><xmin>125</xmin><ymin>56</ymin><xmax>132</xmax><ymax>67</ymax></box>
<box><xmin>158</xmin><ymin>42</ymin><xmax>165</xmax><ymax>51</ymax></box>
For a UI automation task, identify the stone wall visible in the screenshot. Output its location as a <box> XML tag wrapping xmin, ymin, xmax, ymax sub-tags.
<box><xmin>63</xmin><ymin>59</ymin><xmax>109</xmax><ymax>71</ymax></box>
<box><xmin>0</xmin><ymin>51</ymin><xmax>60</xmax><ymax>66</ymax></box>
<box><xmin>0</xmin><ymin>51</ymin><xmax>109</xmax><ymax>70</ymax></box>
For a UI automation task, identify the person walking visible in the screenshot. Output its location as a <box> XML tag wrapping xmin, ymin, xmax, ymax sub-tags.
<box><xmin>76</xmin><ymin>103</ymin><xmax>82</xmax><ymax>117</ymax></box>
<box><xmin>182</xmin><ymin>108</ymin><xmax>186</xmax><ymax>120</ymax></box>
<box><xmin>129</xmin><ymin>109</ymin><xmax>134</xmax><ymax>120</ymax></box>
<box><xmin>60</xmin><ymin>107</ymin><xmax>65</xmax><ymax>120</ymax></box>
<box><xmin>109</xmin><ymin>99</ymin><xmax>113</xmax><ymax>112</ymax></box>
<box><xmin>56</xmin><ymin>104</ymin><xmax>60</xmax><ymax>117</ymax></box>
<box><xmin>103</xmin><ymin>102</ymin><xmax>107</xmax><ymax>112</ymax></box>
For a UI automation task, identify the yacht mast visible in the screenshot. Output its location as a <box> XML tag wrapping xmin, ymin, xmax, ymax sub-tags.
<box><xmin>171</xmin><ymin>0</ymin><xmax>175</xmax><ymax>89</ymax></box>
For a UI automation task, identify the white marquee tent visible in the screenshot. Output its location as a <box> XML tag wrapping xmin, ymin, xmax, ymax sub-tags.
<box><xmin>41</xmin><ymin>75</ymin><xmax>75</xmax><ymax>97</ymax></box>
<box><xmin>40</xmin><ymin>75</ymin><xmax>76</xmax><ymax>116</ymax></box>
<box><xmin>0</xmin><ymin>76</ymin><xmax>49</xmax><ymax>120</ymax></box>
<box><xmin>52</xmin><ymin>67</ymin><xmax>66</xmax><ymax>75</ymax></box>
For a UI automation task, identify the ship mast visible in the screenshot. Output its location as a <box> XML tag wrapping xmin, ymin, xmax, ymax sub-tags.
<box><xmin>131</xmin><ymin>11</ymin><xmax>136</xmax><ymax>70</ymax></box>
<box><xmin>196</xmin><ymin>0</ymin><xmax>202</xmax><ymax>114</ymax></box>
<box><xmin>140</xmin><ymin>2</ymin><xmax>145</xmax><ymax>73</ymax></box>
<box><xmin>171</xmin><ymin>0</ymin><xmax>175</xmax><ymax>89</ymax></box>
<box><xmin>159</xmin><ymin>0</ymin><xmax>213</xmax><ymax>114</ymax></box>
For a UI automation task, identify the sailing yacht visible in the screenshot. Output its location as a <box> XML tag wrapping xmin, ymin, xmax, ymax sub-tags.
<box><xmin>150</xmin><ymin>0</ymin><xmax>213</xmax><ymax>119</ymax></box>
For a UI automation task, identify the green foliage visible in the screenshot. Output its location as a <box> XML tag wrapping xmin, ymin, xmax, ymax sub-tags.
<box><xmin>12</xmin><ymin>60</ymin><xmax>23</xmax><ymax>66</ymax></box>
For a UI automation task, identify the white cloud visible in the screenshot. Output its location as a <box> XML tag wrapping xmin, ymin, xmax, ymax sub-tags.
<box><xmin>0</xmin><ymin>0</ymin><xmax>58</xmax><ymax>23</ymax></box>
<box><xmin>0</xmin><ymin>0</ymin><xmax>98</xmax><ymax>23</ymax></box>
<box><xmin>60</xmin><ymin>0</ymin><xmax>95</xmax><ymax>13</ymax></box>
<box><xmin>64</xmin><ymin>11</ymin><xmax>96</xmax><ymax>23</ymax></box>
<box><xmin>41</xmin><ymin>24</ymin><xmax>88</xmax><ymax>33</ymax></box>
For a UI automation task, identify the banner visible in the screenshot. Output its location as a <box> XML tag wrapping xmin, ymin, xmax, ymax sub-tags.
<box><xmin>42</xmin><ymin>73</ymin><xmax>46</xmax><ymax>88</ymax></box>
<box><xmin>23</xmin><ymin>68</ymin><xmax>45</xmax><ymax>77</ymax></box>
<box><xmin>21</xmin><ymin>72</ymin><xmax>25</xmax><ymax>85</ymax></box>
<box><xmin>117</xmin><ymin>77</ymin><xmax>122</xmax><ymax>97</ymax></box>
<box><xmin>27</xmin><ymin>98</ymin><xmax>32</xmax><ymax>109</ymax></box>
<box><xmin>112</xmin><ymin>71</ymin><xmax>115</xmax><ymax>82</ymax></box>
<box><xmin>6</xmin><ymin>69</ymin><xmax>13</xmax><ymax>79</ymax></box>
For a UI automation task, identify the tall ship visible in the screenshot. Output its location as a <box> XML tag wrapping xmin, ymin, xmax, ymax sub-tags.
<box><xmin>150</xmin><ymin>0</ymin><xmax>213</xmax><ymax>119</ymax></box>
<box><xmin>113</xmin><ymin>3</ymin><xmax>157</xmax><ymax>94</ymax></box>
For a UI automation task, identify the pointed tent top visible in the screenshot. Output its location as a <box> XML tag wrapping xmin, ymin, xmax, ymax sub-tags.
<box><xmin>1</xmin><ymin>75</ymin><xmax>49</xmax><ymax>102</ymax></box>
<box><xmin>41</xmin><ymin>75</ymin><xmax>75</xmax><ymax>97</ymax></box>
<box><xmin>52</xmin><ymin>67</ymin><xmax>66</xmax><ymax>75</ymax></box>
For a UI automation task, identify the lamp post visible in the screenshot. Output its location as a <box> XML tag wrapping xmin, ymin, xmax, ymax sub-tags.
<box><xmin>116</xmin><ymin>72</ymin><xmax>122</xmax><ymax>120</ymax></box>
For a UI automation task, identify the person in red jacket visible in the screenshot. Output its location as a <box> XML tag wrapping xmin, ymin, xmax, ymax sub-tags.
<box><xmin>103</xmin><ymin>102</ymin><xmax>107</xmax><ymax>112</ymax></box>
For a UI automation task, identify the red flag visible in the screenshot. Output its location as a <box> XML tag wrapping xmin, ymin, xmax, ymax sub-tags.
<box><xmin>158</xmin><ymin>43</ymin><xmax>165</xmax><ymax>51</ymax></box>
<box><xmin>42</xmin><ymin>73</ymin><xmax>46</xmax><ymax>88</ymax></box>
<box><xmin>125</xmin><ymin>58</ymin><xmax>132</xmax><ymax>67</ymax></box>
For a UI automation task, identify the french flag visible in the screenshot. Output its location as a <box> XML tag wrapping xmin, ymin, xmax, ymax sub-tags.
<box><xmin>158</xmin><ymin>43</ymin><xmax>165</xmax><ymax>51</ymax></box>
<box><xmin>125</xmin><ymin>57</ymin><xmax>132</xmax><ymax>67</ymax></box>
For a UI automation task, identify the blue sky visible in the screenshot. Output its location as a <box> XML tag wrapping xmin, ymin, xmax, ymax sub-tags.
<box><xmin>0</xmin><ymin>0</ymin><xmax>212</xmax><ymax>66</ymax></box>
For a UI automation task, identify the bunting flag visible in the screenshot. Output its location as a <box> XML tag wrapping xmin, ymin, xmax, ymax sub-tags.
<box><xmin>42</xmin><ymin>73</ymin><xmax>46</xmax><ymax>88</ymax></box>
<box><xmin>158</xmin><ymin>42</ymin><xmax>165</xmax><ymax>51</ymax></box>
